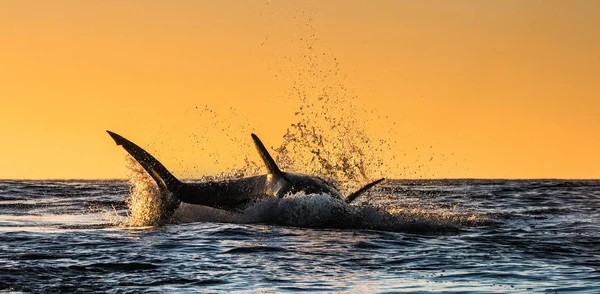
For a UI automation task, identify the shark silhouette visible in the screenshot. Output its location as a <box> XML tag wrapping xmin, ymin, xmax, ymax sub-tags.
<box><xmin>107</xmin><ymin>131</ymin><xmax>384</xmax><ymax>222</ymax></box>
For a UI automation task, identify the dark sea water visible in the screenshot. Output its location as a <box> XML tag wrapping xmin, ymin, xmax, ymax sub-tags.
<box><xmin>1</xmin><ymin>179</ymin><xmax>599</xmax><ymax>293</ymax></box>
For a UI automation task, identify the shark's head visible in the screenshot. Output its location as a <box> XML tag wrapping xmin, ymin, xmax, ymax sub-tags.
<box><xmin>276</xmin><ymin>172</ymin><xmax>344</xmax><ymax>199</ymax></box>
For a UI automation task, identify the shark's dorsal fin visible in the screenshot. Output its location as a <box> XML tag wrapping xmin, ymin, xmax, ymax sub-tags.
<box><xmin>345</xmin><ymin>178</ymin><xmax>385</xmax><ymax>204</ymax></box>
<box><xmin>251</xmin><ymin>134</ymin><xmax>284</xmax><ymax>178</ymax></box>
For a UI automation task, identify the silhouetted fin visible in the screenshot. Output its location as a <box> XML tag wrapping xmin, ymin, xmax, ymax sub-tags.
<box><xmin>251</xmin><ymin>133</ymin><xmax>284</xmax><ymax>178</ymax></box>
<box><xmin>106</xmin><ymin>131</ymin><xmax>182</xmax><ymax>193</ymax></box>
<box><xmin>345</xmin><ymin>178</ymin><xmax>385</xmax><ymax>204</ymax></box>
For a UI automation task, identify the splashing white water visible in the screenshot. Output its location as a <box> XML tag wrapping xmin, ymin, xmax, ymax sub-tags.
<box><xmin>122</xmin><ymin>155</ymin><xmax>172</xmax><ymax>227</ymax></box>
<box><xmin>242</xmin><ymin>192</ymin><xmax>489</xmax><ymax>233</ymax></box>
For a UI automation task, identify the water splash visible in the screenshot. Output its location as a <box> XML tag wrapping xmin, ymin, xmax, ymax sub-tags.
<box><xmin>383</xmin><ymin>204</ymin><xmax>489</xmax><ymax>228</ymax></box>
<box><xmin>119</xmin><ymin>14</ymin><xmax>468</xmax><ymax>229</ymax></box>
<box><xmin>274</xmin><ymin>97</ymin><xmax>386</xmax><ymax>195</ymax></box>
<box><xmin>183</xmin><ymin>100</ymin><xmax>387</xmax><ymax>194</ymax></box>
<box><xmin>121</xmin><ymin>155</ymin><xmax>175</xmax><ymax>227</ymax></box>
<box><xmin>259</xmin><ymin>16</ymin><xmax>390</xmax><ymax>194</ymax></box>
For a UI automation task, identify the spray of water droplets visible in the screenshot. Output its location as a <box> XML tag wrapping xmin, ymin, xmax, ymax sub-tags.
<box><xmin>119</xmin><ymin>11</ymin><xmax>486</xmax><ymax>229</ymax></box>
<box><xmin>121</xmin><ymin>155</ymin><xmax>180</xmax><ymax>227</ymax></box>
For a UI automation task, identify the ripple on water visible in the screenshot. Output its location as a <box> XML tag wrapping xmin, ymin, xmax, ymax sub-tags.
<box><xmin>1</xmin><ymin>180</ymin><xmax>600</xmax><ymax>292</ymax></box>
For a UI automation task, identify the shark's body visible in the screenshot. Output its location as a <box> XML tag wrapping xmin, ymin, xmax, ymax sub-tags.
<box><xmin>107</xmin><ymin>131</ymin><xmax>383</xmax><ymax>223</ymax></box>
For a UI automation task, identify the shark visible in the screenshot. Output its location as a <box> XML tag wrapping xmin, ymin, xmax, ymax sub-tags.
<box><xmin>106</xmin><ymin>131</ymin><xmax>384</xmax><ymax>223</ymax></box>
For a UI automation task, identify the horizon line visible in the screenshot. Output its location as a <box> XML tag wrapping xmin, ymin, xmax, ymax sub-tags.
<box><xmin>1</xmin><ymin>177</ymin><xmax>599</xmax><ymax>181</ymax></box>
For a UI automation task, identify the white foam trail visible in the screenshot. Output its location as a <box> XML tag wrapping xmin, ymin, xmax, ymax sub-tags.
<box><xmin>242</xmin><ymin>192</ymin><xmax>488</xmax><ymax>233</ymax></box>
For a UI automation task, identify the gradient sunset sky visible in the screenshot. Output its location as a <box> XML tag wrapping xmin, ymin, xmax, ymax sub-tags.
<box><xmin>1</xmin><ymin>1</ymin><xmax>599</xmax><ymax>179</ymax></box>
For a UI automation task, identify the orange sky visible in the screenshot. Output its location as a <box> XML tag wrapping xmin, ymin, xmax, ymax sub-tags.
<box><xmin>1</xmin><ymin>1</ymin><xmax>599</xmax><ymax>179</ymax></box>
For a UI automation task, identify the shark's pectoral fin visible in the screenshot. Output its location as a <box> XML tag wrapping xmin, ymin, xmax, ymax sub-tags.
<box><xmin>345</xmin><ymin>178</ymin><xmax>385</xmax><ymax>204</ymax></box>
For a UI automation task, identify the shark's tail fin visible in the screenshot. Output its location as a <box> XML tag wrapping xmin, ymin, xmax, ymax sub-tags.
<box><xmin>345</xmin><ymin>178</ymin><xmax>385</xmax><ymax>204</ymax></box>
<box><xmin>106</xmin><ymin>131</ymin><xmax>183</xmax><ymax>193</ymax></box>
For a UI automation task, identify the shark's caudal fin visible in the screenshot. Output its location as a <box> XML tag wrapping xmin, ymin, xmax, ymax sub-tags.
<box><xmin>106</xmin><ymin>131</ymin><xmax>183</xmax><ymax>193</ymax></box>
<box><xmin>251</xmin><ymin>133</ymin><xmax>284</xmax><ymax>179</ymax></box>
<box><xmin>345</xmin><ymin>178</ymin><xmax>385</xmax><ymax>204</ymax></box>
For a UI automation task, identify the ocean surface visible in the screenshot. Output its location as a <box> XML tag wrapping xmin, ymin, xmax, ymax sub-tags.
<box><xmin>1</xmin><ymin>179</ymin><xmax>599</xmax><ymax>293</ymax></box>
